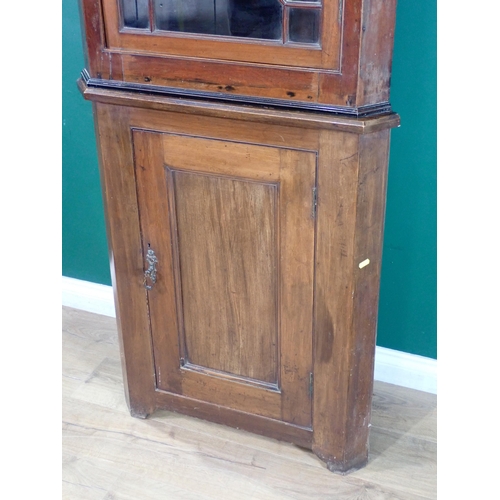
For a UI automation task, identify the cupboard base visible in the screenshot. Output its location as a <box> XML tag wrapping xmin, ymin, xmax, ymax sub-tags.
<box><xmin>82</xmin><ymin>80</ymin><xmax>399</xmax><ymax>474</ymax></box>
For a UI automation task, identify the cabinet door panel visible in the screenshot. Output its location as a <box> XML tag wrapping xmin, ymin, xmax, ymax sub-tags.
<box><xmin>133</xmin><ymin>130</ymin><xmax>316</xmax><ymax>426</ymax></box>
<box><xmin>171</xmin><ymin>171</ymin><xmax>279</xmax><ymax>384</ymax></box>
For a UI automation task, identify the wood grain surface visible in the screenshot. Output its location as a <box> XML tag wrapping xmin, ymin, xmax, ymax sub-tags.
<box><xmin>90</xmin><ymin>99</ymin><xmax>401</xmax><ymax>471</ymax></box>
<box><xmin>94</xmin><ymin>104</ymin><xmax>157</xmax><ymax>418</ymax></box>
<box><xmin>79</xmin><ymin>81</ymin><xmax>401</xmax><ymax>136</ymax></box>
<box><xmin>63</xmin><ymin>307</ymin><xmax>437</xmax><ymax>499</ymax></box>
<box><xmin>129</xmin><ymin>127</ymin><xmax>317</xmax><ymax>429</ymax></box>
<box><xmin>79</xmin><ymin>0</ymin><xmax>396</xmax><ymax>110</ymax></box>
<box><xmin>173</xmin><ymin>171</ymin><xmax>278</xmax><ymax>383</ymax></box>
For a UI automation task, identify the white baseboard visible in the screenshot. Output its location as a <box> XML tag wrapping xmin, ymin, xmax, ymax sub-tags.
<box><xmin>62</xmin><ymin>276</ymin><xmax>437</xmax><ymax>394</ymax></box>
<box><xmin>62</xmin><ymin>276</ymin><xmax>116</xmax><ymax>318</ymax></box>
<box><xmin>374</xmin><ymin>346</ymin><xmax>436</xmax><ymax>394</ymax></box>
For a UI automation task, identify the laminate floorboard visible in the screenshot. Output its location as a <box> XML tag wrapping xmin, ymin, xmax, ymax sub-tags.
<box><xmin>62</xmin><ymin>306</ymin><xmax>437</xmax><ymax>500</ymax></box>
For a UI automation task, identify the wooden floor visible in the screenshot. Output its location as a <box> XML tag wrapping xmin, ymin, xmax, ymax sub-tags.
<box><xmin>62</xmin><ymin>306</ymin><xmax>436</xmax><ymax>500</ymax></box>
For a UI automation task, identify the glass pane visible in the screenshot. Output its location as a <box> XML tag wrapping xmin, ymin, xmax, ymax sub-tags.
<box><xmin>121</xmin><ymin>0</ymin><xmax>150</xmax><ymax>29</ymax></box>
<box><xmin>155</xmin><ymin>0</ymin><xmax>219</xmax><ymax>35</ymax></box>
<box><xmin>154</xmin><ymin>0</ymin><xmax>283</xmax><ymax>40</ymax></box>
<box><xmin>288</xmin><ymin>8</ymin><xmax>320</xmax><ymax>44</ymax></box>
<box><xmin>228</xmin><ymin>0</ymin><xmax>282</xmax><ymax>39</ymax></box>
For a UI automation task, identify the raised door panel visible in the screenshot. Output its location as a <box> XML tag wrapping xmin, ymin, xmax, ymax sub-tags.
<box><xmin>133</xmin><ymin>130</ymin><xmax>316</xmax><ymax>427</ymax></box>
<box><xmin>172</xmin><ymin>171</ymin><xmax>278</xmax><ymax>384</ymax></box>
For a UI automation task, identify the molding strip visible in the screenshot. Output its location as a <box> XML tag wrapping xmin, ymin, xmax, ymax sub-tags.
<box><xmin>62</xmin><ymin>276</ymin><xmax>437</xmax><ymax>394</ymax></box>
<box><xmin>82</xmin><ymin>69</ymin><xmax>393</xmax><ymax>117</ymax></box>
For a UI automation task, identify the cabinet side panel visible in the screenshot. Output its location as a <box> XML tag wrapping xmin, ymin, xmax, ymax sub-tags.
<box><xmin>94</xmin><ymin>103</ymin><xmax>156</xmax><ymax>417</ymax></box>
<box><xmin>357</xmin><ymin>0</ymin><xmax>397</xmax><ymax>106</ymax></box>
<box><xmin>312</xmin><ymin>128</ymin><xmax>391</xmax><ymax>473</ymax></box>
<box><xmin>345</xmin><ymin>129</ymin><xmax>390</xmax><ymax>461</ymax></box>
<box><xmin>312</xmin><ymin>130</ymin><xmax>360</xmax><ymax>468</ymax></box>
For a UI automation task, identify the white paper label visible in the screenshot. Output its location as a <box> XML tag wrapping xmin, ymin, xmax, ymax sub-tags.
<box><xmin>359</xmin><ymin>259</ymin><xmax>370</xmax><ymax>269</ymax></box>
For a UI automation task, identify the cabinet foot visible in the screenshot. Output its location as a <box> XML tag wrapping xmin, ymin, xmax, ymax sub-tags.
<box><xmin>129</xmin><ymin>404</ymin><xmax>151</xmax><ymax>419</ymax></box>
<box><xmin>313</xmin><ymin>448</ymin><xmax>368</xmax><ymax>475</ymax></box>
<box><xmin>324</xmin><ymin>458</ymin><xmax>368</xmax><ymax>475</ymax></box>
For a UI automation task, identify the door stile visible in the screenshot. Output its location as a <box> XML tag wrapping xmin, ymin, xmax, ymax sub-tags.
<box><xmin>278</xmin><ymin>148</ymin><xmax>317</xmax><ymax>428</ymax></box>
<box><xmin>132</xmin><ymin>129</ymin><xmax>184</xmax><ymax>394</ymax></box>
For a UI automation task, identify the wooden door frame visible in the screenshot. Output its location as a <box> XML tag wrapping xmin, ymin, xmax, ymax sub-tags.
<box><xmin>132</xmin><ymin>129</ymin><xmax>317</xmax><ymax>427</ymax></box>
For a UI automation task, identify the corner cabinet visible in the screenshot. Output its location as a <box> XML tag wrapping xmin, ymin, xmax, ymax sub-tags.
<box><xmin>79</xmin><ymin>0</ymin><xmax>400</xmax><ymax>474</ymax></box>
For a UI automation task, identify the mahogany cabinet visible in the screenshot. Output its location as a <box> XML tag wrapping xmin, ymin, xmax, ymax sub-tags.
<box><xmin>78</xmin><ymin>0</ymin><xmax>400</xmax><ymax>474</ymax></box>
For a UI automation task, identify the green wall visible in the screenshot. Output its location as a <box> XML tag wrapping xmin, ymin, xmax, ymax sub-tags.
<box><xmin>63</xmin><ymin>0</ymin><xmax>110</xmax><ymax>284</ymax></box>
<box><xmin>378</xmin><ymin>3</ymin><xmax>437</xmax><ymax>359</ymax></box>
<box><xmin>62</xmin><ymin>0</ymin><xmax>437</xmax><ymax>359</ymax></box>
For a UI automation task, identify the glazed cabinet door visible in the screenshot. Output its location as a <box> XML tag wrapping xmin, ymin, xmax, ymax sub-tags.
<box><xmin>101</xmin><ymin>0</ymin><xmax>340</xmax><ymax>70</ymax></box>
<box><xmin>133</xmin><ymin>130</ymin><xmax>316</xmax><ymax>428</ymax></box>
